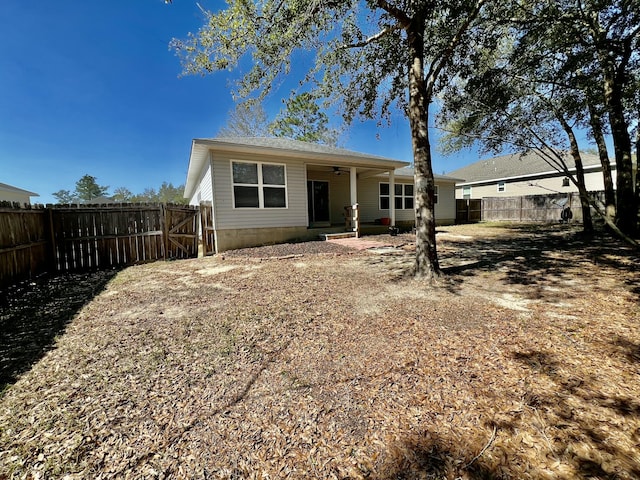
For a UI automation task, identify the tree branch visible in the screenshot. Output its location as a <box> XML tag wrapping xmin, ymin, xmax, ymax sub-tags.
<box><xmin>374</xmin><ymin>0</ymin><xmax>411</xmax><ymax>27</ymax></box>
<box><xmin>425</xmin><ymin>0</ymin><xmax>486</xmax><ymax>97</ymax></box>
<box><xmin>341</xmin><ymin>24</ymin><xmax>404</xmax><ymax>49</ymax></box>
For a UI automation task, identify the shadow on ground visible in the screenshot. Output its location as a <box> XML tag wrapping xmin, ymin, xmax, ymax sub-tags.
<box><xmin>376</xmin><ymin>346</ymin><xmax>640</xmax><ymax>479</ymax></box>
<box><xmin>438</xmin><ymin>224</ymin><xmax>640</xmax><ymax>298</ymax></box>
<box><xmin>0</xmin><ymin>270</ymin><xmax>118</xmax><ymax>392</ymax></box>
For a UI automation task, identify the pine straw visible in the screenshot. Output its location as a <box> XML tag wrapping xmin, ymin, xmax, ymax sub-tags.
<box><xmin>1</xmin><ymin>224</ymin><xmax>639</xmax><ymax>479</ymax></box>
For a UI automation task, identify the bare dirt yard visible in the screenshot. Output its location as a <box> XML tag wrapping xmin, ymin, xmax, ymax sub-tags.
<box><xmin>1</xmin><ymin>223</ymin><xmax>639</xmax><ymax>479</ymax></box>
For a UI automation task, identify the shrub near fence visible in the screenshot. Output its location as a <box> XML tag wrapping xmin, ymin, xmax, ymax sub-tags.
<box><xmin>0</xmin><ymin>203</ymin><xmax>199</xmax><ymax>290</ymax></box>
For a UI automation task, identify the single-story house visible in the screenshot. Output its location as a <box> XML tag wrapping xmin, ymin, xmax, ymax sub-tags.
<box><xmin>184</xmin><ymin>137</ymin><xmax>459</xmax><ymax>253</ymax></box>
<box><xmin>0</xmin><ymin>182</ymin><xmax>39</xmax><ymax>205</ymax></box>
<box><xmin>448</xmin><ymin>150</ymin><xmax>614</xmax><ymax>199</ymax></box>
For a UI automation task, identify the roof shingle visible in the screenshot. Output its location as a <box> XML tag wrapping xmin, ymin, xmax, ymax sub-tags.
<box><xmin>447</xmin><ymin>150</ymin><xmax>603</xmax><ymax>184</ymax></box>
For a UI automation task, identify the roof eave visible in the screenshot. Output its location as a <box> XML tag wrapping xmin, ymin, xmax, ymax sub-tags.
<box><xmin>184</xmin><ymin>138</ymin><xmax>409</xmax><ymax>199</ymax></box>
<box><xmin>455</xmin><ymin>163</ymin><xmax>605</xmax><ymax>187</ymax></box>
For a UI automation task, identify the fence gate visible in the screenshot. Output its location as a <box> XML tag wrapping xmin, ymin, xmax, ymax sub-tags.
<box><xmin>164</xmin><ymin>205</ymin><xmax>199</xmax><ymax>259</ymax></box>
<box><xmin>456</xmin><ymin>199</ymin><xmax>482</xmax><ymax>223</ymax></box>
<box><xmin>199</xmin><ymin>203</ymin><xmax>215</xmax><ymax>256</ymax></box>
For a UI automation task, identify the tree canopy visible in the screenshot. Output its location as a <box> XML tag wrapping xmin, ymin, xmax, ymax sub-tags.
<box><xmin>218</xmin><ymin>101</ymin><xmax>271</xmax><ymax>138</ymax></box>
<box><xmin>438</xmin><ymin>0</ymin><xmax>639</xmax><ymax>237</ymax></box>
<box><xmin>53</xmin><ymin>174</ymin><xmax>109</xmax><ymax>203</ymax></box>
<box><xmin>268</xmin><ymin>93</ymin><xmax>339</xmax><ymax>145</ymax></box>
<box><xmin>53</xmin><ymin>177</ymin><xmax>188</xmax><ymax>205</ymax></box>
<box><xmin>218</xmin><ymin>93</ymin><xmax>340</xmax><ymax>146</ymax></box>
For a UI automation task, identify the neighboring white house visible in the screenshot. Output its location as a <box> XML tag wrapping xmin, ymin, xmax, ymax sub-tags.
<box><xmin>184</xmin><ymin>137</ymin><xmax>460</xmax><ymax>253</ymax></box>
<box><xmin>0</xmin><ymin>182</ymin><xmax>39</xmax><ymax>205</ymax></box>
<box><xmin>448</xmin><ymin>151</ymin><xmax>614</xmax><ymax>199</ymax></box>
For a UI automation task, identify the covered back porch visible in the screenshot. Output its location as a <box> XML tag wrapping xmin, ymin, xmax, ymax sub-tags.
<box><xmin>305</xmin><ymin>161</ymin><xmax>408</xmax><ymax>238</ymax></box>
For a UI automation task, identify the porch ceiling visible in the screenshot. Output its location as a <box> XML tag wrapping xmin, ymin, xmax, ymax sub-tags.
<box><xmin>306</xmin><ymin>164</ymin><xmax>396</xmax><ymax>179</ymax></box>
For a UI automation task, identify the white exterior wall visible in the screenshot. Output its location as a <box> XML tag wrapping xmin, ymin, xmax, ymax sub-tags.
<box><xmin>456</xmin><ymin>169</ymin><xmax>614</xmax><ymax>199</ymax></box>
<box><xmin>211</xmin><ymin>151</ymin><xmax>308</xmax><ymax>229</ymax></box>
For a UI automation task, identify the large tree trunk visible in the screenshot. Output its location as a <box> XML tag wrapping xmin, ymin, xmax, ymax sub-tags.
<box><xmin>569</xmin><ymin>150</ymin><xmax>593</xmax><ymax>233</ymax></box>
<box><xmin>587</xmin><ymin>102</ymin><xmax>616</xmax><ymax>221</ymax></box>
<box><xmin>558</xmin><ymin>116</ymin><xmax>593</xmax><ymax>232</ymax></box>
<box><xmin>636</xmin><ymin>124</ymin><xmax>640</xmax><ymax>221</ymax></box>
<box><xmin>603</xmin><ymin>68</ymin><xmax>637</xmax><ymax>235</ymax></box>
<box><xmin>407</xmin><ymin>21</ymin><xmax>441</xmax><ymax>280</ymax></box>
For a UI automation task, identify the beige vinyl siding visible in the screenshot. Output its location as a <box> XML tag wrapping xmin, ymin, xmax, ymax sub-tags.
<box><xmin>357</xmin><ymin>177</ymin><xmax>382</xmax><ymax>223</ymax></box>
<box><xmin>357</xmin><ymin>176</ymin><xmax>414</xmax><ymax>223</ymax></box>
<box><xmin>188</xmin><ymin>159</ymin><xmax>213</xmax><ymax>207</ymax></box>
<box><xmin>455</xmin><ymin>169</ymin><xmax>614</xmax><ymax>199</ymax></box>
<box><xmin>212</xmin><ymin>152</ymin><xmax>307</xmax><ymax>229</ymax></box>
<box><xmin>0</xmin><ymin>191</ymin><xmax>32</xmax><ymax>204</ymax></box>
<box><xmin>435</xmin><ymin>182</ymin><xmax>457</xmax><ymax>222</ymax></box>
<box><xmin>358</xmin><ymin>176</ymin><xmax>456</xmax><ymax>224</ymax></box>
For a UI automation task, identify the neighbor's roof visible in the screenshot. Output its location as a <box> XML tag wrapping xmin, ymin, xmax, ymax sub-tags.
<box><xmin>0</xmin><ymin>182</ymin><xmax>39</xmax><ymax>196</ymax></box>
<box><xmin>185</xmin><ymin>137</ymin><xmax>409</xmax><ymax>199</ymax></box>
<box><xmin>447</xmin><ymin>150</ymin><xmax>604</xmax><ymax>185</ymax></box>
<box><xmin>81</xmin><ymin>195</ymin><xmax>115</xmax><ymax>204</ymax></box>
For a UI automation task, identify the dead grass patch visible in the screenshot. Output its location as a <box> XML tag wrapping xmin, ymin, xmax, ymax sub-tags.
<box><xmin>1</xmin><ymin>223</ymin><xmax>639</xmax><ymax>479</ymax></box>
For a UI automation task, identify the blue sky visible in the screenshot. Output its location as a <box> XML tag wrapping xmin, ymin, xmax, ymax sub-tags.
<box><xmin>0</xmin><ymin>0</ymin><xmax>478</xmax><ymax>204</ymax></box>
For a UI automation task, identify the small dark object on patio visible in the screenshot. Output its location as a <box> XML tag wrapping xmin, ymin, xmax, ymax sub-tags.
<box><xmin>560</xmin><ymin>206</ymin><xmax>573</xmax><ymax>224</ymax></box>
<box><xmin>389</xmin><ymin>226</ymin><xmax>400</xmax><ymax>236</ymax></box>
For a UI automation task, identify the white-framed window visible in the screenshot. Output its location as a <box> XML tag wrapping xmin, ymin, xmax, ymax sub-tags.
<box><xmin>379</xmin><ymin>183</ymin><xmax>414</xmax><ymax>210</ymax></box>
<box><xmin>497</xmin><ymin>181</ymin><xmax>506</xmax><ymax>192</ymax></box>
<box><xmin>434</xmin><ymin>185</ymin><xmax>439</xmax><ymax>204</ymax></box>
<box><xmin>232</xmin><ymin>161</ymin><xmax>287</xmax><ymax>209</ymax></box>
<box><xmin>462</xmin><ymin>186</ymin><xmax>471</xmax><ymax>199</ymax></box>
<box><xmin>379</xmin><ymin>183</ymin><xmax>390</xmax><ymax>210</ymax></box>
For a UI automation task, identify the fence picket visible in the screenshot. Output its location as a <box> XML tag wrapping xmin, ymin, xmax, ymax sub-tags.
<box><xmin>0</xmin><ymin>203</ymin><xmax>199</xmax><ymax>289</ymax></box>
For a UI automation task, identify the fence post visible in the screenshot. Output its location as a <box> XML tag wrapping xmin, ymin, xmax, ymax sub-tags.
<box><xmin>47</xmin><ymin>206</ymin><xmax>57</xmax><ymax>273</ymax></box>
<box><xmin>519</xmin><ymin>196</ymin><xmax>523</xmax><ymax>222</ymax></box>
<box><xmin>160</xmin><ymin>203</ymin><xmax>168</xmax><ymax>260</ymax></box>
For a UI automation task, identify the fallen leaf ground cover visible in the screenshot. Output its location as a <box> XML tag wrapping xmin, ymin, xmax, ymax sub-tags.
<box><xmin>0</xmin><ymin>223</ymin><xmax>639</xmax><ymax>479</ymax></box>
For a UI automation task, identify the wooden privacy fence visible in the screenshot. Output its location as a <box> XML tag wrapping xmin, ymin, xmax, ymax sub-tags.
<box><xmin>480</xmin><ymin>191</ymin><xmax>606</xmax><ymax>222</ymax></box>
<box><xmin>0</xmin><ymin>205</ymin><xmax>49</xmax><ymax>287</ymax></box>
<box><xmin>0</xmin><ymin>203</ymin><xmax>199</xmax><ymax>289</ymax></box>
<box><xmin>199</xmin><ymin>202</ymin><xmax>215</xmax><ymax>256</ymax></box>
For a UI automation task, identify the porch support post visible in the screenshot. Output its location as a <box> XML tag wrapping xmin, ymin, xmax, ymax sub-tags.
<box><xmin>389</xmin><ymin>169</ymin><xmax>396</xmax><ymax>226</ymax></box>
<box><xmin>350</xmin><ymin>167</ymin><xmax>359</xmax><ymax>237</ymax></box>
<box><xmin>350</xmin><ymin>167</ymin><xmax>357</xmax><ymax>205</ymax></box>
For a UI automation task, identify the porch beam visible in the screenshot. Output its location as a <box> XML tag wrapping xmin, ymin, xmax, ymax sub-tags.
<box><xmin>357</xmin><ymin>168</ymin><xmax>390</xmax><ymax>179</ymax></box>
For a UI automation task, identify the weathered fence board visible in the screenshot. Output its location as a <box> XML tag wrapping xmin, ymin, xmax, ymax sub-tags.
<box><xmin>200</xmin><ymin>203</ymin><xmax>215</xmax><ymax>256</ymax></box>
<box><xmin>165</xmin><ymin>205</ymin><xmax>199</xmax><ymax>259</ymax></box>
<box><xmin>0</xmin><ymin>207</ymin><xmax>49</xmax><ymax>287</ymax></box>
<box><xmin>0</xmin><ymin>203</ymin><xmax>200</xmax><ymax>289</ymax></box>
<box><xmin>456</xmin><ymin>199</ymin><xmax>482</xmax><ymax>223</ymax></box>
<box><xmin>481</xmin><ymin>191</ymin><xmax>606</xmax><ymax>222</ymax></box>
